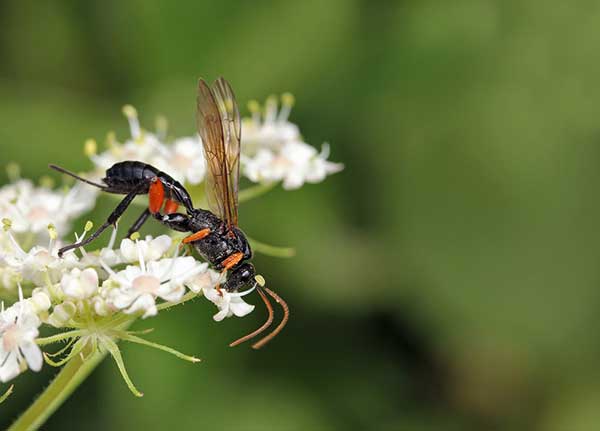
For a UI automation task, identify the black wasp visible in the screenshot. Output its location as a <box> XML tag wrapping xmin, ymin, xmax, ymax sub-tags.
<box><xmin>50</xmin><ymin>77</ymin><xmax>288</xmax><ymax>349</ymax></box>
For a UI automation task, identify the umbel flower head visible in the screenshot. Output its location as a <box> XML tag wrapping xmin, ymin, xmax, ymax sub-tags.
<box><xmin>0</xmin><ymin>217</ymin><xmax>257</xmax><ymax>393</ymax></box>
<box><xmin>241</xmin><ymin>95</ymin><xmax>343</xmax><ymax>189</ymax></box>
<box><xmin>0</xmin><ymin>87</ymin><xmax>342</xmax><ymax>397</ymax></box>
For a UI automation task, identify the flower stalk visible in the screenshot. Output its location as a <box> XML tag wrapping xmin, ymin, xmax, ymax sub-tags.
<box><xmin>8</xmin><ymin>341</ymin><xmax>106</xmax><ymax>431</ymax></box>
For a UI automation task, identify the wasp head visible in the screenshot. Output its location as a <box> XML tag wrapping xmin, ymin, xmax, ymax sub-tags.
<box><xmin>223</xmin><ymin>263</ymin><xmax>256</xmax><ymax>292</ymax></box>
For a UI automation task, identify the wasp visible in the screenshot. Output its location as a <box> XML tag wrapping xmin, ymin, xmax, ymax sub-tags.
<box><xmin>50</xmin><ymin>77</ymin><xmax>288</xmax><ymax>349</ymax></box>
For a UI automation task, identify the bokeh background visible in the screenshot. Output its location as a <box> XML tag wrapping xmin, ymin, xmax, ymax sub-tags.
<box><xmin>2</xmin><ymin>1</ymin><xmax>600</xmax><ymax>430</ymax></box>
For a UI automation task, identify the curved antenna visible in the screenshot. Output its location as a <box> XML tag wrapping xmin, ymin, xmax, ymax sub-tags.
<box><xmin>48</xmin><ymin>164</ymin><xmax>107</xmax><ymax>189</ymax></box>
<box><xmin>251</xmin><ymin>288</ymin><xmax>289</xmax><ymax>350</ymax></box>
<box><xmin>229</xmin><ymin>286</ymin><xmax>274</xmax><ymax>347</ymax></box>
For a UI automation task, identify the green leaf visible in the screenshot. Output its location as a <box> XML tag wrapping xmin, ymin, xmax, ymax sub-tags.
<box><xmin>101</xmin><ymin>336</ymin><xmax>144</xmax><ymax>397</ymax></box>
<box><xmin>44</xmin><ymin>338</ymin><xmax>87</xmax><ymax>368</ymax></box>
<box><xmin>119</xmin><ymin>332</ymin><xmax>201</xmax><ymax>363</ymax></box>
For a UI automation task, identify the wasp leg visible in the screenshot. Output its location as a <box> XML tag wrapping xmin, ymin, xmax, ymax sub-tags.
<box><xmin>58</xmin><ymin>186</ymin><xmax>143</xmax><ymax>257</ymax></box>
<box><xmin>182</xmin><ymin>228</ymin><xmax>210</xmax><ymax>244</ymax></box>
<box><xmin>215</xmin><ymin>252</ymin><xmax>244</xmax><ymax>296</ymax></box>
<box><xmin>156</xmin><ymin>212</ymin><xmax>191</xmax><ymax>232</ymax></box>
<box><xmin>148</xmin><ymin>178</ymin><xmax>165</xmax><ymax>214</ymax></box>
<box><xmin>126</xmin><ymin>208</ymin><xmax>151</xmax><ymax>238</ymax></box>
<box><xmin>163</xmin><ymin>199</ymin><xmax>179</xmax><ymax>214</ymax></box>
<box><xmin>221</xmin><ymin>252</ymin><xmax>244</xmax><ymax>270</ymax></box>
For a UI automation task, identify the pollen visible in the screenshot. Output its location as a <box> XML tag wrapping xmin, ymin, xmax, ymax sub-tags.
<box><xmin>6</xmin><ymin>163</ymin><xmax>20</xmax><ymax>182</ymax></box>
<box><xmin>39</xmin><ymin>176</ymin><xmax>55</xmax><ymax>188</ymax></box>
<box><xmin>247</xmin><ymin>100</ymin><xmax>260</xmax><ymax>113</ymax></box>
<box><xmin>106</xmin><ymin>131</ymin><xmax>117</xmax><ymax>149</ymax></box>
<box><xmin>122</xmin><ymin>104</ymin><xmax>138</xmax><ymax>119</ymax></box>
<box><xmin>47</xmin><ymin>223</ymin><xmax>58</xmax><ymax>240</ymax></box>
<box><xmin>281</xmin><ymin>93</ymin><xmax>295</xmax><ymax>107</ymax></box>
<box><xmin>2</xmin><ymin>218</ymin><xmax>12</xmax><ymax>231</ymax></box>
<box><xmin>155</xmin><ymin>115</ymin><xmax>168</xmax><ymax>135</ymax></box>
<box><xmin>84</xmin><ymin>139</ymin><xmax>97</xmax><ymax>157</ymax></box>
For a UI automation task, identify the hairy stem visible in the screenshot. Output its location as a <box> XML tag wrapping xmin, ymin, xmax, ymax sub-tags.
<box><xmin>8</xmin><ymin>342</ymin><xmax>106</xmax><ymax>431</ymax></box>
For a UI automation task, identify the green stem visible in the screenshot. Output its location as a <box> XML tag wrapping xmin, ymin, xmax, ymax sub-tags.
<box><xmin>248</xmin><ymin>236</ymin><xmax>296</xmax><ymax>258</ymax></box>
<box><xmin>238</xmin><ymin>182</ymin><xmax>276</xmax><ymax>203</ymax></box>
<box><xmin>9</xmin><ymin>269</ymin><xmax>205</xmax><ymax>428</ymax></box>
<box><xmin>0</xmin><ymin>385</ymin><xmax>14</xmax><ymax>404</ymax></box>
<box><xmin>8</xmin><ymin>342</ymin><xmax>106</xmax><ymax>431</ymax></box>
<box><xmin>10</xmin><ymin>320</ymin><xmax>135</xmax><ymax>431</ymax></box>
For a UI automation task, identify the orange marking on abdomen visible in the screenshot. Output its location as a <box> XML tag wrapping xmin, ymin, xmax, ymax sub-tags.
<box><xmin>182</xmin><ymin>228</ymin><xmax>210</xmax><ymax>244</ymax></box>
<box><xmin>164</xmin><ymin>199</ymin><xmax>179</xmax><ymax>214</ymax></box>
<box><xmin>148</xmin><ymin>178</ymin><xmax>165</xmax><ymax>214</ymax></box>
<box><xmin>221</xmin><ymin>251</ymin><xmax>244</xmax><ymax>270</ymax></box>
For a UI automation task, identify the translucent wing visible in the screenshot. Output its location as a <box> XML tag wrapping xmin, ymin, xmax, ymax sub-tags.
<box><xmin>196</xmin><ymin>77</ymin><xmax>241</xmax><ymax>227</ymax></box>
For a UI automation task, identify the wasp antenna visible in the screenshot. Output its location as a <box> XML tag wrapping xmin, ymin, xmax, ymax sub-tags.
<box><xmin>48</xmin><ymin>164</ymin><xmax>107</xmax><ymax>189</ymax></box>
<box><xmin>229</xmin><ymin>286</ymin><xmax>274</xmax><ymax>347</ymax></box>
<box><xmin>251</xmin><ymin>288</ymin><xmax>289</xmax><ymax>350</ymax></box>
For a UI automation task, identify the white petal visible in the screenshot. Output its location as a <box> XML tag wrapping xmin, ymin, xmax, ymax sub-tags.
<box><xmin>0</xmin><ymin>352</ymin><xmax>20</xmax><ymax>382</ymax></box>
<box><xmin>281</xmin><ymin>141</ymin><xmax>316</xmax><ymax>162</ymax></box>
<box><xmin>20</xmin><ymin>341</ymin><xmax>43</xmax><ymax>372</ymax></box>
<box><xmin>157</xmin><ymin>283</ymin><xmax>185</xmax><ymax>302</ymax></box>
<box><xmin>81</xmin><ymin>268</ymin><xmax>99</xmax><ymax>293</ymax></box>
<box><xmin>187</xmin><ymin>272</ymin><xmax>214</xmax><ymax>293</ymax></box>
<box><xmin>99</xmin><ymin>248</ymin><xmax>121</xmax><ymax>266</ymax></box>
<box><xmin>213</xmin><ymin>308</ymin><xmax>230</xmax><ymax>322</ymax></box>
<box><xmin>125</xmin><ymin>293</ymin><xmax>157</xmax><ymax>318</ymax></box>
<box><xmin>109</xmin><ymin>290</ymin><xmax>138</xmax><ymax>309</ymax></box>
<box><xmin>48</xmin><ymin>302</ymin><xmax>76</xmax><ymax>327</ymax></box>
<box><xmin>119</xmin><ymin>238</ymin><xmax>137</xmax><ymax>262</ymax></box>
<box><xmin>203</xmin><ymin>287</ymin><xmax>223</xmax><ymax>304</ymax></box>
<box><xmin>29</xmin><ymin>290</ymin><xmax>51</xmax><ymax>313</ymax></box>
<box><xmin>282</xmin><ymin>170</ymin><xmax>305</xmax><ymax>190</ymax></box>
<box><xmin>148</xmin><ymin>235</ymin><xmax>172</xmax><ymax>261</ymax></box>
<box><xmin>229</xmin><ymin>299</ymin><xmax>255</xmax><ymax>317</ymax></box>
<box><xmin>122</xmin><ymin>265</ymin><xmax>143</xmax><ymax>281</ymax></box>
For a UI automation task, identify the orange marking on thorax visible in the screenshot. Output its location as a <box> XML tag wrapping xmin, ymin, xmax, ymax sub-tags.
<box><xmin>164</xmin><ymin>199</ymin><xmax>179</xmax><ymax>214</ymax></box>
<box><xmin>221</xmin><ymin>251</ymin><xmax>244</xmax><ymax>270</ymax></box>
<box><xmin>182</xmin><ymin>228</ymin><xmax>210</xmax><ymax>244</ymax></box>
<box><xmin>148</xmin><ymin>178</ymin><xmax>165</xmax><ymax>214</ymax></box>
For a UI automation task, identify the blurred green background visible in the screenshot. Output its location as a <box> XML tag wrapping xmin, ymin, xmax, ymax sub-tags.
<box><xmin>2</xmin><ymin>0</ymin><xmax>600</xmax><ymax>430</ymax></box>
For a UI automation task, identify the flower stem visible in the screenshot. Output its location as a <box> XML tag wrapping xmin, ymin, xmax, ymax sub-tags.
<box><xmin>8</xmin><ymin>342</ymin><xmax>106</xmax><ymax>431</ymax></box>
<box><xmin>238</xmin><ymin>182</ymin><xmax>276</xmax><ymax>203</ymax></box>
<box><xmin>0</xmin><ymin>385</ymin><xmax>14</xmax><ymax>404</ymax></box>
<box><xmin>248</xmin><ymin>236</ymin><xmax>296</xmax><ymax>258</ymax></box>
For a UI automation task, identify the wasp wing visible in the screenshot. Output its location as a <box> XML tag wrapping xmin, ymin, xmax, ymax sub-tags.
<box><xmin>196</xmin><ymin>77</ymin><xmax>241</xmax><ymax>227</ymax></box>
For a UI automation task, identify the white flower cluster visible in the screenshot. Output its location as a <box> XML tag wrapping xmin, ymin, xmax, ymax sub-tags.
<box><xmin>241</xmin><ymin>95</ymin><xmax>344</xmax><ymax>190</ymax></box>
<box><xmin>0</xmin><ymin>225</ymin><xmax>253</xmax><ymax>383</ymax></box>
<box><xmin>0</xmin><ymin>179</ymin><xmax>97</xmax><ymax>291</ymax></box>
<box><xmin>0</xmin><ymin>179</ymin><xmax>97</xmax><ymax>244</ymax></box>
<box><xmin>86</xmin><ymin>95</ymin><xmax>342</xmax><ymax>190</ymax></box>
<box><xmin>88</xmin><ymin>106</ymin><xmax>206</xmax><ymax>186</ymax></box>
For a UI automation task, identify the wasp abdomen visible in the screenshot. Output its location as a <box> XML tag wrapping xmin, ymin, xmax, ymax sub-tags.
<box><xmin>103</xmin><ymin>161</ymin><xmax>159</xmax><ymax>192</ymax></box>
